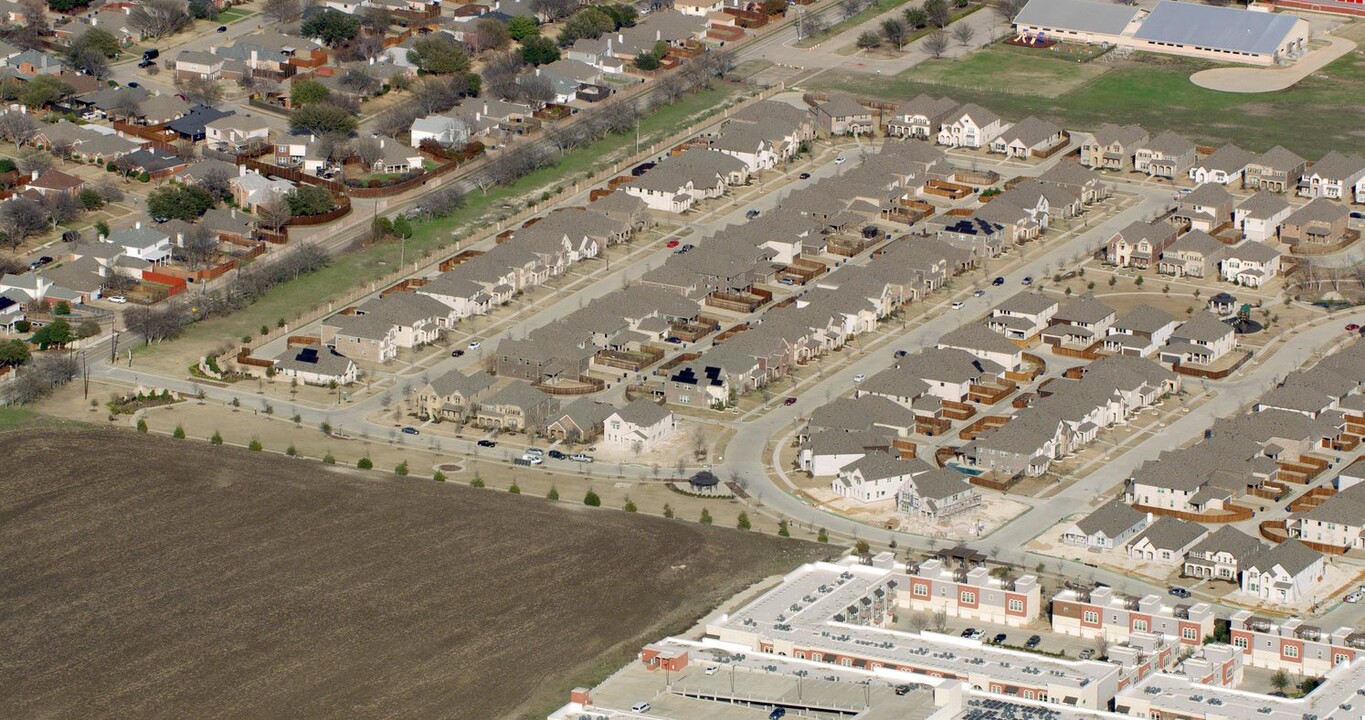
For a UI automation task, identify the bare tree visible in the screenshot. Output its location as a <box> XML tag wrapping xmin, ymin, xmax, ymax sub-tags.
<box><xmin>16</xmin><ymin>149</ymin><xmax>52</xmax><ymax>176</ymax></box>
<box><xmin>1092</xmin><ymin>635</ymin><xmax>1109</xmax><ymax>660</ymax></box>
<box><xmin>199</xmin><ymin>166</ymin><xmax>233</xmax><ymax>202</ymax></box>
<box><xmin>128</xmin><ymin>0</ymin><xmax>193</xmax><ymax>39</ymax></box>
<box><xmin>352</xmin><ymin>136</ymin><xmax>382</xmax><ymax>170</ymax></box>
<box><xmin>0</xmin><ymin>197</ymin><xmax>47</xmax><ymax>249</ymax></box>
<box><xmin>256</xmin><ymin>198</ymin><xmax>293</xmax><ymax>234</ymax></box>
<box><xmin>931</xmin><ymin>609</ymin><xmax>948</xmax><ymax>632</ymax></box>
<box><xmin>90</xmin><ymin>177</ymin><xmax>125</xmax><ymax>204</ymax></box>
<box><xmin>262</xmin><ymin>0</ymin><xmax>303</xmax><ymax>23</ymax></box>
<box><xmin>109</xmin><ymin>90</ymin><xmax>143</xmax><ymax>123</ymax></box>
<box><xmin>909</xmin><ymin>611</ymin><xmax>930</xmax><ymax>632</ymax></box>
<box><xmin>339</xmin><ymin>68</ymin><xmax>381</xmax><ymax>97</ymax></box>
<box><xmin>517</xmin><ymin>74</ymin><xmax>555</xmax><ymax>110</ymax></box>
<box><xmin>0</xmin><ymin>111</ymin><xmax>37</xmax><ymax>146</ymax></box>
<box><xmin>952</xmin><ymin>21</ymin><xmax>976</xmax><ymax>46</ymax></box>
<box><xmin>923</xmin><ymin>30</ymin><xmax>950</xmax><ymax>58</ymax></box>
<box><xmin>41</xmin><ymin>192</ymin><xmax>81</xmax><ymax>229</ymax></box>
<box><xmin>177</xmin><ymin>76</ymin><xmax>224</xmax><ymax>106</ymax></box>
<box><xmin>992</xmin><ymin>0</ymin><xmax>1027</xmax><ymax>24</ymax></box>
<box><xmin>180</xmin><ymin>225</ymin><xmax>219</xmax><ymax>269</ymax></box>
<box><xmin>656</xmin><ymin>72</ymin><xmax>686</xmax><ymax>105</ymax></box>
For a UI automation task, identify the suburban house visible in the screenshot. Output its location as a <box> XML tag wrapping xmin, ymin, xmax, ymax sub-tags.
<box><xmin>1037</xmin><ymin>161</ymin><xmax>1107</xmax><ymax>204</ymax></box>
<box><xmin>1126</xmin><ymin>516</ymin><xmax>1208</xmax><ymax>565</ymax></box>
<box><xmin>271</xmin><ymin>343</ymin><xmax>357</xmax><ymax>386</ymax></box>
<box><xmin>102</xmin><ymin>224</ymin><xmax>172</xmax><ymax>264</ymax></box>
<box><xmin>988</xmin><ymin>116</ymin><xmax>1065</xmax><ymax>159</ymax></box>
<box><xmin>25</xmin><ymin>169</ymin><xmax>84</xmax><ymax>199</ymax></box>
<box><xmin>1183</xmin><ymin>527</ymin><xmax>1265</xmax><ymax>583</ymax></box>
<box><xmin>545</xmin><ymin>398</ymin><xmax>616</xmax><ymax>442</ymax></box>
<box><xmin>986</xmin><ymin>291</ymin><xmax>1057</xmax><ymax>341</ymax></box>
<box><xmin>1288</xmin><ymin>482</ymin><xmax>1365</xmax><ymax>553</ymax></box>
<box><xmin>1102</xmin><ymin>304</ymin><xmax>1180</xmax><ymax>357</ymax></box>
<box><xmin>1189</xmin><ymin>144</ymin><xmax>1255</xmax><ymax>185</ymax></box>
<box><xmin>602</xmin><ymin>399</ymin><xmax>675</xmax><ymax>451</ymax></box>
<box><xmin>1051</xmin><ymin>294</ymin><xmax>1117</xmax><ymax>338</ymax></box>
<box><xmin>1218</xmin><ymin>240</ymin><xmax>1281</xmax><ymax>288</ymax></box>
<box><xmin>936</xmin><ymin>104</ymin><xmax>1005</xmax><ymax>149</ymax></box>
<box><xmin>1080</xmin><ymin>123</ymin><xmax>1148</xmax><ymax>171</ymax></box>
<box><xmin>886</xmin><ymin>94</ymin><xmax>959</xmax><ymax>140</ymax></box>
<box><xmin>205</xmin><ymin>114</ymin><xmax>272</xmax><ymax>148</ymax></box>
<box><xmin>416</xmin><ymin>369</ymin><xmax>496</xmax><ymax>421</ymax></box>
<box><xmin>1160</xmin><ymin>312</ymin><xmax>1236</xmax><ymax>366</ymax></box>
<box><xmin>896</xmin><ymin>467</ymin><xmax>981</xmax><ymax>520</ymax></box>
<box><xmin>623</xmin><ymin>149</ymin><xmax>749</xmax><ymax>213</ymax></box>
<box><xmin>1280</xmin><ymin>198</ymin><xmax>1350</xmax><ymax>248</ymax></box>
<box><xmin>1299</xmin><ymin>151</ymin><xmax>1365</xmax><ymax>201</ymax></box>
<box><xmin>813</xmin><ymin>94</ymin><xmax>874</xmax><ymax>137</ymax></box>
<box><xmin>1106</xmin><ymin>220</ymin><xmax>1176</xmax><ymax>269</ymax></box>
<box><xmin>1061</xmin><ymin>499</ymin><xmax>1149</xmax><ymax>549</ymax></box>
<box><xmin>175</xmin><ymin>50</ymin><xmax>225</xmax><ymax>81</ymax></box>
<box><xmin>1173</xmin><ymin>183</ymin><xmax>1236</xmax><ymax>233</ymax></box>
<box><xmin>832</xmin><ymin>453</ymin><xmax>933</xmax><ymax>504</ymax></box>
<box><xmin>1234</xmin><ymin>192</ymin><xmax>1292</xmax><ymax>243</ymax></box>
<box><xmin>799</xmin><ymin>430</ymin><xmax>892</xmax><ymax>477</ymax></box>
<box><xmin>1244</xmin><ymin>146</ymin><xmax>1306</xmax><ymax>193</ymax></box>
<box><xmin>409</xmin><ymin>113</ymin><xmax>471</xmax><ymax>149</ymax></box>
<box><xmin>1240</xmin><ymin>540</ymin><xmax>1324</xmax><ymax>604</ymax></box>
<box><xmin>229</xmin><ymin>169</ymin><xmax>294</xmax><ymax>211</ymax></box>
<box><xmin>1158</xmin><ymin>230</ymin><xmax>1225</xmax><ymax>278</ymax></box>
<box><xmin>1135</xmin><ymin>131</ymin><xmax>1197</xmax><ymax>179</ymax></box>
<box><xmin>473</xmin><ymin>381</ymin><xmax>558</xmax><ymax>432</ymax></box>
<box><xmin>937</xmin><ymin>323</ymin><xmax>1023</xmax><ymax>372</ymax></box>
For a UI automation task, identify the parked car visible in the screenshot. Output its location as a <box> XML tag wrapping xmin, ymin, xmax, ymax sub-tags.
<box><xmin>467</xmin><ymin>340</ymin><xmax>480</xmax><ymax>350</ymax></box>
<box><xmin>784</xmin><ymin>397</ymin><xmax>798</xmax><ymax>406</ymax></box>
<box><xmin>681</xmin><ymin>244</ymin><xmax>695</xmax><ymax>251</ymax></box>
<box><xmin>665</xmin><ymin>336</ymin><xmax>683</xmax><ymax>344</ymax></box>
<box><xmin>894</xmin><ymin>350</ymin><xmax>908</xmax><ymax>358</ymax></box>
<box><xmin>972</xmin><ymin>289</ymin><xmax>985</xmax><ymax>297</ymax></box>
<box><xmin>1168</xmin><ymin>586</ymin><xmax>1191</xmax><ymax>599</ymax></box>
<box><xmin>745</xmin><ymin>209</ymin><xmax>761</xmax><ymax>219</ymax></box>
<box><xmin>142</xmin><ymin>48</ymin><xmax>159</xmax><ymax>60</ymax></box>
<box><xmin>965</xmin><ymin>629</ymin><xmax>985</xmax><ymax>640</ymax></box>
<box><xmin>992</xmin><ymin>276</ymin><xmax>1005</xmax><ymax>286</ymax></box>
<box><xmin>894</xmin><ymin>684</ymin><xmax>912</xmax><ymax>696</ymax></box>
<box><xmin>29</xmin><ymin>256</ymin><xmax>52</xmax><ymax>268</ymax></box>
<box><xmin>1347</xmin><ymin>324</ymin><xmax>1360</xmax><ymax>332</ymax></box>
<box><xmin>1025</xmin><ymin>635</ymin><xmax>1041</xmax><ymax>649</ymax></box>
<box><xmin>401</xmin><ymin>426</ymin><xmax>419</xmax><ymax>435</ymax></box>
<box><xmin>1079</xmin><ymin>649</ymin><xmax>1095</xmax><ymax>660</ymax></box>
<box><xmin>834</xmin><ymin>156</ymin><xmax>846</xmax><ymax>165</ymax></box>
<box><xmin>450</xmin><ymin>349</ymin><xmax>465</xmax><ymax>357</ymax></box>
<box><xmin>1346</xmin><ymin>591</ymin><xmax>1361</xmax><ymax>604</ymax></box>
<box><xmin>798</xmin><ymin>172</ymin><xmax>811</xmax><ymax>180</ymax></box>
<box><xmin>477</xmin><ymin>439</ymin><xmax>496</xmax><ymax>448</ymax></box>
<box><xmin>570</xmin><ymin>453</ymin><xmax>594</xmax><ymax>463</ymax></box>
<box><xmin>951</xmin><ymin>301</ymin><xmax>964</xmax><ymax>310</ymax></box>
<box><xmin>1350</xmin><ymin>211</ymin><xmax>1363</xmax><ymax>219</ymax></box>
<box><xmin>769</xmin><ymin>708</ymin><xmax>786</xmax><ymax>720</ymax></box>
<box><xmin>520</xmin><ymin>453</ymin><xmax>543</xmax><ymax>465</ymax></box>
<box><xmin>705</xmin><ymin>665</ymin><xmax>719</xmax><ymax>675</ymax></box>
<box><xmin>666</xmin><ymin>240</ymin><xmax>679</xmax><ymax>248</ymax></box>
<box><xmin>216</xmin><ymin>24</ymin><xmax>227</xmax><ymax>31</ymax></box>
<box><xmin>1021</xmin><ymin>276</ymin><xmax>1033</xmax><ymax>286</ymax></box>
<box><xmin>960</xmin><ymin>628</ymin><xmax>978</xmax><ymax>638</ymax></box>
<box><xmin>993</xmin><ymin>633</ymin><xmax>1007</xmax><ymax>645</ymax></box>
<box><xmin>631</xmin><ymin>702</ymin><xmax>651</xmax><ymax>713</ymax></box>
<box><xmin>138</xmin><ymin>59</ymin><xmax>155</xmax><ymax>68</ymax></box>
<box><xmin>548</xmin><ymin>449</ymin><xmax>566</xmax><ymax>460</ymax></box>
<box><xmin>525</xmin><ymin>448</ymin><xmax>543</xmax><ymax>457</ymax></box>
<box><xmin>778</xmin><ymin>278</ymin><xmax>795</xmax><ymax>286</ymax></box>
<box><xmin>126</xmin><ymin>81</ymin><xmax>140</xmax><ymax>88</ymax></box>
<box><xmin>107</xmin><ymin>296</ymin><xmax>127</xmax><ymax>304</ymax></box>
<box><xmin>853</xmin><ymin>374</ymin><xmax>866</xmax><ymax>383</ymax></box>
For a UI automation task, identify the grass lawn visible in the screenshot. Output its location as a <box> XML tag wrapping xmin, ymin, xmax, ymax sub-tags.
<box><xmin>157</xmin><ymin>84</ymin><xmax>744</xmax><ymax>354</ymax></box>
<box><xmin>808</xmin><ymin>46</ymin><xmax>1365</xmax><ymax>157</ymax></box>
<box><xmin>0</xmin><ymin>406</ymin><xmax>35</xmax><ymax>430</ymax></box>
<box><xmin>797</xmin><ymin>0</ymin><xmax>919</xmax><ymax>49</ymax></box>
<box><xmin>217</xmin><ymin>8</ymin><xmax>254</xmax><ymax>21</ymax></box>
<box><xmin>903</xmin><ymin>43</ymin><xmax>1111</xmax><ymax>97</ymax></box>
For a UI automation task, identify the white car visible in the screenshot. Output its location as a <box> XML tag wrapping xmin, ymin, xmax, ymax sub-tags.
<box><xmin>853</xmin><ymin>374</ymin><xmax>866</xmax><ymax>383</ymax></box>
<box><xmin>525</xmin><ymin>448</ymin><xmax>543</xmax><ymax>457</ymax></box>
<box><xmin>704</xmin><ymin>665</ymin><xmax>719</xmax><ymax>675</ymax></box>
<box><xmin>951</xmin><ymin>301</ymin><xmax>964</xmax><ymax>310</ymax></box>
<box><xmin>1347</xmin><ymin>592</ymin><xmax>1362</xmax><ymax>604</ymax></box>
<box><xmin>571</xmin><ymin>453</ymin><xmax>594</xmax><ymax>463</ymax></box>
<box><xmin>107</xmin><ymin>296</ymin><xmax>127</xmax><ymax>304</ymax></box>
<box><xmin>972</xmin><ymin>289</ymin><xmax>985</xmax><ymax>297</ymax></box>
<box><xmin>834</xmin><ymin>156</ymin><xmax>846</xmax><ymax>165</ymax></box>
<box><xmin>468</xmin><ymin>340</ymin><xmax>481</xmax><ymax>350</ymax></box>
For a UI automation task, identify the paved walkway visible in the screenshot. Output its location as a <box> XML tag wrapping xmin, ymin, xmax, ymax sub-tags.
<box><xmin>1189</xmin><ymin>35</ymin><xmax>1357</xmax><ymax>93</ymax></box>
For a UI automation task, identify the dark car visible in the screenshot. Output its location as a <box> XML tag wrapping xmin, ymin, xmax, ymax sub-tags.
<box><xmin>126</xmin><ymin>81</ymin><xmax>140</xmax><ymax>88</ymax></box>
<box><xmin>960</xmin><ymin>628</ymin><xmax>977</xmax><ymax>638</ymax></box>
<box><xmin>894</xmin><ymin>684</ymin><xmax>912</xmax><ymax>696</ymax></box>
<box><xmin>1168</xmin><ymin>586</ymin><xmax>1192</xmax><ymax>599</ymax></box>
<box><xmin>746</xmin><ymin>209</ymin><xmax>761</xmax><ymax>219</ymax></box>
<box><xmin>768</xmin><ymin>708</ymin><xmax>786</xmax><ymax>720</ymax></box>
<box><xmin>31</xmin><ymin>256</ymin><xmax>53</xmax><ymax>268</ymax></box>
<box><xmin>401</xmin><ymin>426</ymin><xmax>419</xmax><ymax>435</ymax></box>
<box><xmin>450</xmin><ymin>349</ymin><xmax>465</xmax><ymax>357</ymax></box>
<box><xmin>798</xmin><ymin>172</ymin><xmax>811</xmax><ymax>179</ymax></box>
<box><xmin>894</xmin><ymin>349</ymin><xmax>908</xmax><ymax>358</ymax></box>
<box><xmin>784</xmin><ymin>397</ymin><xmax>798</xmax><ymax>406</ymax></box>
<box><xmin>992</xmin><ymin>276</ymin><xmax>1005</xmax><ymax>286</ymax></box>
<box><xmin>665</xmin><ymin>336</ymin><xmax>683</xmax><ymax>344</ymax></box>
<box><xmin>681</xmin><ymin>244</ymin><xmax>695</xmax><ymax>251</ymax></box>
<box><xmin>142</xmin><ymin>49</ymin><xmax>159</xmax><ymax>60</ymax></box>
<box><xmin>1351</xmin><ymin>211</ymin><xmax>1364</xmax><ymax>219</ymax></box>
<box><xmin>862</xmin><ymin>225</ymin><xmax>880</xmax><ymax>239</ymax></box>
<box><xmin>217</xmin><ymin>24</ymin><xmax>228</xmax><ymax>32</ymax></box>
<box><xmin>1021</xmin><ymin>276</ymin><xmax>1033</xmax><ymax>286</ymax></box>
<box><xmin>993</xmin><ymin>633</ymin><xmax>1007</xmax><ymax>645</ymax></box>
<box><xmin>1025</xmin><ymin>635</ymin><xmax>1041</xmax><ymax>649</ymax></box>
<box><xmin>548</xmin><ymin>449</ymin><xmax>566</xmax><ymax>459</ymax></box>
<box><xmin>477</xmin><ymin>439</ymin><xmax>496</xmax><ymax>448</ymax></box>
<box><xmin>138</xmin><ymin>59</ymin><xmax>156</xmax><ymax>68</ymax></box>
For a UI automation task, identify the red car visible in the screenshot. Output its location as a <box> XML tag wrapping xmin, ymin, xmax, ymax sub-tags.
<box><xmin>1348</xmin><ymin>324</ymin><xmax>1361</xmax><ymax>332</ymax></box>
<box><xmin>784</xmin><ymin>397</ymin><xmax>798</xmax><ymax>406</ymax></box>
<box><xmin>666</xmin><ymin>240</ymin><xmax>680</xmax><ymax>248</ymax></box>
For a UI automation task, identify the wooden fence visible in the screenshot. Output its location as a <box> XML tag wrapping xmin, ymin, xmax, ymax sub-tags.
<box><xmin>1134</xmin><ymin>502</ymin><xmax>1254</xmax><ymax>524</ymax></box>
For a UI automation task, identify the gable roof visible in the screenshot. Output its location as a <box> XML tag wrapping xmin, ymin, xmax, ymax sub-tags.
<box><xmin>1236</xmin><ymin>191</ymin><xmax>1290</xmax><ymax>219</ymax></box>
<box><xmin>1130</xmin><ymin>516</ymin><xmax>1207</xmax><ymax>552</ymax></box>
<box><xmin>1246</xmin><ymin>539</ymin><xmax>1321</xmax><ymax>577</ymax></box>
<box><xmin>613</xmin><ymin>398</ymin><xmax>671</xmax><ymax>427</ymax></box>
<box><xmin>1013</xmin><ymin>0</ymin><xmax>1142</xmax><ymax>35</ymax></box>
<box><xmin>1076</xmin><ymin>499</ymin><xmax>1147</xmax><ymax>539</ymax></box>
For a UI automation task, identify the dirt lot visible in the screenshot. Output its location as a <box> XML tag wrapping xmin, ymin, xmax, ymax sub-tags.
<box><xmin>2</xmin><ymin>426</ymin><xmax>829</xmax><ymax>720</ymax></box>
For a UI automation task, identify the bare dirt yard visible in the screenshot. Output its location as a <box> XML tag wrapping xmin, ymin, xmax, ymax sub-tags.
<box><xmin>1</xmin><ymin>426</ymin><xmax>828</xmax><ymax>720</ymax></box>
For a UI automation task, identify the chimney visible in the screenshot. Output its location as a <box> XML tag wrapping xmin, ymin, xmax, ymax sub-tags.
<box><xmin>30</xmin><ymin>169</ymin><xmax>38</xmax><ymax>181</ymax></box>
<box><xmin>135</xmin><ymin>220</ymin><xmax>142</xmax><ymax>230</ymax></box>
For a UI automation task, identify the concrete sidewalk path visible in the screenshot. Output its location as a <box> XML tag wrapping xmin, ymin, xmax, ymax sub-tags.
<box><xmin>1190</xmin><ymin>35</ymin><xmax>1356</xmax><ymax>93</ymax></box>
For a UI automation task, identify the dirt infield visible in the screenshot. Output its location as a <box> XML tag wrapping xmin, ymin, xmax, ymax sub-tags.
<box><xmin>1</xmin><ymin>428</ymin><xmax>827</xmax><ymax>720</ymax></box>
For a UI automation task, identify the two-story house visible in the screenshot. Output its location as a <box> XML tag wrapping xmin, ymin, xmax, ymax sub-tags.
<box><xmin>1106</xmin><ymin>220</ymin><xmax>1177</xmax><ymax>269</ymax></box>
<box><xmin>602</xmin><ymin>399</ymin><xmax>675</xmax><ymax>451</ymax></box>
<box><xmin>1244</xmin><ymin>146</ymin><xmax>1306</xmax><ymax>193</ymax></box>
<box><xmin>1135</xmin><ymin>131</ymin><xmax>1197</xmax><ymax>179</ymax></box>
<box><xmin>1081</xmin><ymin>123</ymin><xmax>1149</xmax><ymax>171</ymax></box>
<box><xmin>936</xmin><ymin>103</ymin><xmax>1005</xmax><ymax>149</ymax></box>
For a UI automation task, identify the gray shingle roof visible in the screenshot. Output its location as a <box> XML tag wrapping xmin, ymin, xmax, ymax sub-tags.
<box><xmin>614</xmin><ymin>398</ymin><xmax>671</xmax><ymax>427</ymax></box>
<box><xmin>1076</xmin><ymin>499</ymin><xmax>1147</xmax><ymax>539</ymax></box>
<box><xmin>1130</xmin><ymin>516</ymin><xmax>1207</xmax><ymax>552</ymax></box>
<box><xmin>1246</xmin><ymin>539</ymin><xmax>1321</xmax><ymax>577</ymax></box>
<box><xmin>1013</xmin><ymin>0</ymin><xmax>1141</xmax><ymax>35</ymax></box>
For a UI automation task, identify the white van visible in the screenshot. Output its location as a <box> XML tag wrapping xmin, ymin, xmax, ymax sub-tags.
<box><xmin>631</xmin><ymin>702</ymin><xmax>651</xmax><ymax>712</ymax></box>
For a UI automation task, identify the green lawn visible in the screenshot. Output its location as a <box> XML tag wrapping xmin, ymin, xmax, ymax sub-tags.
<box><xmin>0</xmin><ymin>406</ymin><xmax>36</xmax><ymax>430</ymax></box>
<box><xmin>809</xmin><ymin>46</ymin><xmax>1365</xmax><ymax>158</ymax></box>
<box><xmin>903</xmin><ymin>43</ymin><xmax>1111</xmax><ymax>98</ymax></box>
<box><xmin>159</xmin><ymin>84</ymin><xmax>744</xmax><ymax>352</ymax></box>
<box><xmin>217</xmin><ymin>8</ymin><xmax>254</xmax><ymax>22</ymax></box>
